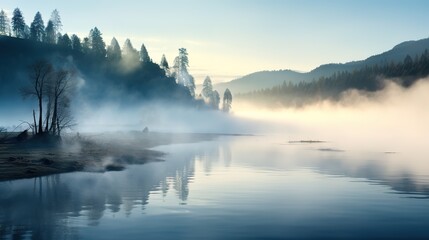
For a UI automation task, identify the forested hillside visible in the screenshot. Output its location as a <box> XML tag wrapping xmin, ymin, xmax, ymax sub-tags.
<box><xmin>237</xmin><ymin>51</ymin><xmax>429</xmax><ymax>107</ymax></box>
<box><xmin>215</xmin><ymin>38</ymin><xmax>429</xmax><ymax>94</ymax></box>
<box><xmin>0</xmin><ymin>8</ymin><xmax>197</xmax><ymax>108</ymax></box>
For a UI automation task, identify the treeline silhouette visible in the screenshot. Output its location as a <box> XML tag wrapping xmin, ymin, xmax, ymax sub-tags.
<box><xmin>0</xmin><ymin>8</ymin><xmax>194</xmax><ymax>105</ymax></box>
<box><xmin>238</xmin><ymin>51</ymin><xmax>429</xmax><ymax>107</ymax></box>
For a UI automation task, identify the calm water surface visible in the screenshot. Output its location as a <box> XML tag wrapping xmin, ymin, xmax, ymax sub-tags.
<box><xmin>1</xmin><ymin>135</ymin><xmax>429</xmax><ymax>239</ymax></box>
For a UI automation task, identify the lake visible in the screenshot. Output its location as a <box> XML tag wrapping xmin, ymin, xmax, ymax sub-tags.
<box><xmin>1</xmin><ymin>135</ymin><xmax>429</xmax><ymax>239</ymax></box>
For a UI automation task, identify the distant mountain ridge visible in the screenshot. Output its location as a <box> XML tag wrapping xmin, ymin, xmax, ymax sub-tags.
<box><xmin>214</xmin><ymin>37</ymin><xmax>429</xmax><ymax>94</ymax></box>
<box><xmin>212</xmin><ymin>70</ymin><xmax>307</xmax><ymax>94</ymax></box>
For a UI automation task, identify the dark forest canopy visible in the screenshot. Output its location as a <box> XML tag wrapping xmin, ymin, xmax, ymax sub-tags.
<box><xmin>0</xmin><ymin>35</ymin><xmax>193</xmax><ymax>105</ymax></box>
<box><xmin>237</xmin><ymin>51</ymin><xmax>429</xmax><ymax>107</ymax></box>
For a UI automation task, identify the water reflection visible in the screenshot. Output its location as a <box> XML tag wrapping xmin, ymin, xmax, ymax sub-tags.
<box><xmin>0</xmin><ymin>136</ymin><xmax>429</xmax><ymax>239</ymax></box>
<box><xmin>0</xmin><ymin>175</ymin><xmax>79</xmax><ymax>239</ymax></box>
<box><xmin>309</xmin><ymin>157</ymin><xmax>429</xmax><ymax>197</ymax></box>
<box><xmin>0</xmin><ymin>139</ymin><xmax>231</xmax><ymax>239</ymax></box>
<box><xmin>222</xmin><ymin>137</ymin><xmax>429</xmax><ymax>198</ymax></box>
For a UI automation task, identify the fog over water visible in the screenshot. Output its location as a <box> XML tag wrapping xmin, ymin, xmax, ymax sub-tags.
<box><xmin>230</xmin><ymin>79</ymin><xmax>429</xmax><ymax>181</ymax></box>
<box><xmin>2</xmin><ymin>75</ymin><xmax>429</xmax><ymax>239</ymax></box>
<box><xmin>69</xmin><ymin>77</ymin><xmax>429</xmax><ymax>177</ymax></box>
<box><xmin>235</xmin><ymin>79</ymin><xmax>429</xmax><ymax>146</ymax></box>
<box><xmin>77</xmin><ymin>78</ymin><xmax>429</xmax><ymax>150</ymax></box>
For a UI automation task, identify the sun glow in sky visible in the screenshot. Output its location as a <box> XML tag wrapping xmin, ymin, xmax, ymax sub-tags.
<box><xmin>2</xmin><ymin>0</ymin><xmax>429</xmax><ymax>84</ymax></box>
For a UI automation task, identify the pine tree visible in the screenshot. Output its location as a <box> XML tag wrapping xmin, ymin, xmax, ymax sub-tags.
<box><xmin>222</xmin><ymin>88</ymin><xmax>232</xmax><ymax>113</ymax></box>
<box><xmin>174</xmin><ymin>48</ymin><xmax>195</xmax><ymax>96</ymax></box>
<box><xmin>160</xmin><ymin>54</ymin><xmax>170</xmax><ymax>76</ymax></box>
<box><xmin>50</xmin><ymin>9</ymin><xmax>62</xmax><ymax>35</ymax></box>
<box><xmin>178</xmin><ymin>48</ymin><xmax>189</xmax><ymax>69</ymax></box>
<box><xmin>122</xmin><ymin>39</ymin><xmax>137</xmax><ymax>56</ymax></box>
<box><xmin>107</xmin><ymin>37</ymin><xmax>121</xmax><ymax>60</ymax></box>
<box><xmin>187</xmin><ymin>75</ymin><xmax>196</xmax><ymax>97</ymax></box>
<box><xmin>122</xmin><ymin>38</ymin><xmax>133</xmax><ymax>55</ymax></box>
<box><xmin>177</xmin><ymin>48</ymin><xmax>189</xmax><ymax>86</ymax></box>
<box><xmin>58</xmin><ymin>33</ymin><xmax>72</xmax><ymax>48</ymax></box>
<box><xmin>122</xmin><ymin>38</ymin><xmax>139</xmax><ymax>62</ymax></box>
<box><xmin>45</xmin><ymin>20</ymin><xmax>56</xmax><ymax>43</ymax></box>
<box><xmin>30</xmin><ymin>12</ymin><xmax>45</xmax><ymax>42</ymax></box>
<box><xmin>172</xmin><ymin>56</ymin><xmax>179</xmax><ymax>77</ymax></box>
<box><xmin>0</xmin><ymin>10</ymin><xmax>11</xmax><ymax>36</ymax></box>
<box><xmin>160</xmin><ymin>54</ymin><xmax>169</xmax><ymax>69</ymax></box>
<box><xmin>89</xmin><ymin>27</ymin><xmax>106</xmax><ymax>58</ymax></box>
<box><xmin>140</xmin><ymin>43</ymin><xmax>151</xmax><ymax>63</ymax></box>
<box><xmin>71</xmin><ymin>34</ymin><xmax>82</xmax><ymax>52</ymax></box>
<box><xmin>12</xmin><ymin>8</ymin><xmax>25</xmax><ymax>38</ymax></box>
<box><xmin>211</xmin><ymin>90</ymin><xmax>220</xmax><ymax>110</ymax></box>
<box><xmin>201</xmin><ymin>76</ymin><xmax>213</xmax><ymax>99</ymax></box>
<box><xmin>82</xmin><ymin>37</ymin><xmax>90</xmax><ymax>54</ymax></box>
<box><xmin>24</xmin><ymin>24</ymin><xmax>30</xmax><ymax>39</ymax></box>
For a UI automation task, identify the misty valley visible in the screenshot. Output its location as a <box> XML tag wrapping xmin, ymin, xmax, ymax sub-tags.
<box><xmin>1</xmin><ymin>3</ymin><xmax>429</xmax><ymax>240</ymax></box>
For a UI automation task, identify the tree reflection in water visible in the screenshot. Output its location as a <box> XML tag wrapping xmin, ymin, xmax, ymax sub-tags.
<box><xmin>0</xmin><ymin>139</ymin><xmax>231</xmax><ymax>239</ymax></box>
<box><xmin>1</xmin><ymin>136</ymin><xmax>429</xmax><ymax>239</ymax></box>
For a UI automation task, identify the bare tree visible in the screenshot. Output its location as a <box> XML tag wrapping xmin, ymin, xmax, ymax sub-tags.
<box><xmin>50</xmin><ymin>69</ymin><xmax>75</xmax><ymax>136</ymax></box>
<box><xmin>22</xmin><ymin>61</ymin><xmax>53</xmax><ymax>135</ymax></box>
<box><xmin>56</xmin><ymin>96</ymin><xmax>76</xmax><ymax>135</ymax></box>
<box><xmin>22</xmin><ymin>60</ymin><xmax>76</xmax><ymax>137</ymax></box>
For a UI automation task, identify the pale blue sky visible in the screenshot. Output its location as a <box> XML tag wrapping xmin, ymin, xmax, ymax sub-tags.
<box><xmin>2</xmin><ymin>0</ymin><xmax>429</xmax><ymax>83</ymax></box>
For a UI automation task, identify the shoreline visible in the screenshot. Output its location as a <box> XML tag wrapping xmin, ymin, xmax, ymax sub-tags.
<box><xmin>0</xmin><ymin>132</ymin><xmax>222</xmax><ymax>182</ymax></box>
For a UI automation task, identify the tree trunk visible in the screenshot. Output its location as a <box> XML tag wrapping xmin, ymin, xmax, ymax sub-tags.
<box><xmin>33</xmin><ymin>109</ymin><xmax>37</xmax><ymax>135</ymax></box>
<box><xmin>38</xmin><ymin>96</ymin><xmax>43</xmax><ymax>134</ymax></box>
<box><xmin>45</xmin><ymin>99</ymin><xmax>51</xmax><ymax>133</ymax></box>
<box><xmin>56</xmin><ymin>117</ymin><xmax>60</xmax><ymax>137</ymax></box>
<box><xmin>51</xmin><ymin>96</ymin><xmax>58</xmax><ymax>135</ymax></box>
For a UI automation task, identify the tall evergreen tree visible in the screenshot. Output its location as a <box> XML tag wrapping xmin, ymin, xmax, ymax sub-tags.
<box><xmin>71</xmin><ymin>34</ymin><xmax>82</xmax><ymax>52</ymax></box>
<box><xmin>44</xmin><ymin>20</ymin><xmax>56</xmax><ymax>43</ymax></box>
<box><xmin>106</xmin><ymin>37</ymin><xmax>121</xmax><ymax>60</ymax></box>
<box><xmin>82</xmin><ymin>37</ymin><xmax>91</xmax><ymax>54</ymax></box>
<box><xmin>160</xmin><ymin>54</ymin><xmax>170</xmax><ymax>76</ymax></box>
<box><xmin>160</xmin><ymin>54</ymin><xmax>169</xmax><ymax>68</ymax></box>
<box><xmin>30</xmin><ymin>12</ymin><xmax>45</xmax><ymax>42</ymax></box>
<box><xmin>122</xmin><ymin>38</ymin><xmax>139</xmax><ymax>62</ymax></box>
<box><xmin>122</xmin><ymin>39</ymin><xmax>137</xmax><ymax>56</ymax></box>
<box><xmin>174</xmin><ymin>48</ymin><xmax>195</xmax><ymax>96</ymax></box>
<box><xmin>222</xmin><ymin>88</ymin><xmax>232</xmax><ymax>113</ymax></box>
<box><xmin>0</xmin><ymin>10</ymin><xmax>11</xmax><ymax>36</ymax></box>
<box><xmin>12</xmin><ymin>8</ymin><xmax>25</xmax><ymax>38</ymax></box>
<box><xmin>140</xmin><ymin>43</ymin><xmax>151</xmax><ymax>63</ymax></box>
<box><xmin>178</xmin><ymin>48</ymin><xmax>189</xmax><ymax>69</ymax></box>
<box><xmin>201</xmin><ymin>76</ymin><xmax>213</xmax><ymax>99</ymax></box>
<box><xmin>211</xmin><ymin>90</ymin><xmax>220</xmax><ymax>110</ymax></box>
<box><xmin>89</xmin><ymin>27</ymin><xmax>106</xmax><ymax>58</ymax></box>
<box><xmin>23</xmin><ymin>24</ymin><xmax>30</xmax><ymax>39</ymax></box>
<box><xmin>50</xmin><ymin>9</ymin><xmax>62</xmax><ymax>35</ymax></box>
<box><xmin>172</xmin><ymin>56</ymin><xmax>179</xmax><ymax>75</ymax></box>
<box><xmin>188</xmin><ymin>75</ymin><xmax>196</xmax><ymax>97</ymax></box>
<box><xmin>58</xmin><ymin>33</ymin><xmax>72</xmax><ymax>48</ymax></box>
